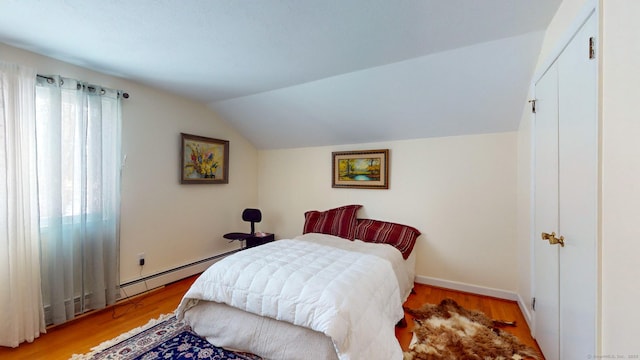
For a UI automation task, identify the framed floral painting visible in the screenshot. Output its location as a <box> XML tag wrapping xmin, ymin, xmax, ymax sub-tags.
<box><xmin>180</xmin><ymin>133</ymin><xmax>229</xmax><ymax>184</ymax></box>
<box><xmin>332</xmin><ymin>149</ymin><xmax>389</xmax><ymax>189</ymax></box>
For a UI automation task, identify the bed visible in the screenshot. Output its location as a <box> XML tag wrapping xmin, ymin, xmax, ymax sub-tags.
<box><xmin>175</xmin><ymin>205</ymin><xmax>420</xmax><ymax>360</ymax></box>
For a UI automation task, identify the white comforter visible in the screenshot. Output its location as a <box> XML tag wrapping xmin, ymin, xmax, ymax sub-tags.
<box><xmin>175</xmin><ymin>233</ymin><xmax>406</xmax><ymax>360</ymax></box>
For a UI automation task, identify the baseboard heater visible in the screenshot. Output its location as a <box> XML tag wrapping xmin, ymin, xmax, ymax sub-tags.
<box><xmin>119</xmin><ymin>249</ymin><xmax>240</xmax><ymax>299</ymax></box>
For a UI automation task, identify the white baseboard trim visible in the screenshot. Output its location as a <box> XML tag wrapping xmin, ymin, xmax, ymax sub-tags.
<box><xmin>414</xmin><ymin>275</ymin><xmax>519</xmax><ymax>301</ymax></box>
<box><xmin>414</xmin><ymin>275</ymin><xmax>535</xmax><ymax>334</ymax></box>
<box><xmin>119</xmin><ymin>250</ymin><xmax>238</xmax><ymax>299</ymax></box>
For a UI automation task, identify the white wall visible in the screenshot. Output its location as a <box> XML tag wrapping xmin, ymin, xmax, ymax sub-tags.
<box><xmin>0</xmin><ymin>43</ymin><xmax>259</xmax><ymax>284</ymax></box>
<box><xmin>537</xmin><ymin>0</ymin><xmax>592</xmax><ymax>65</ymax></box>
<box><xmin>258</xmin><ymin>132</ymin><xmax>519</xmax><ymax>293</ymax></box>
<box><xmin>600</xmin><ymin>0</ymin><xmax>640</xmax><ymax>354</ymax></box>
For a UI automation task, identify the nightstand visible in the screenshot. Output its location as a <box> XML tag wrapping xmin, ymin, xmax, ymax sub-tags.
<box><xmin>245</xmin><ymin>232</ymin><xmax>275</xmax><ymax>248</ymax></box>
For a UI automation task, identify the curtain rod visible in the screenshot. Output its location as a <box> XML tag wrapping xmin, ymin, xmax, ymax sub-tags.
<box><xmin>36</xmin><ymin>74</ymin><xmax>130</xmax><ymax>99</ymax></box>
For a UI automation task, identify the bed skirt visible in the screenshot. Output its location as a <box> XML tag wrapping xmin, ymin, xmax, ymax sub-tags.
<box><xmin>183</xmin><ymin>301</ymin><xmax>338</xmax><ymax>360</ymax></box>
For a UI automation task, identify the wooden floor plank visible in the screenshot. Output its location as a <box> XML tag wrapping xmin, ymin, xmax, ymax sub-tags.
<box><xmin>0</xmin><ymin>276</ymin><xmax>197</xmax><ymax>360</ymax></box>
<box><xmin>398</xmin><ymin>283</ymin><xmax>544</xmax><ymax>359</ymax></box>
<box><xmin>0</xmin><ymin>276</ymin><xmax>543</xmax><ymax>359</ymax></box>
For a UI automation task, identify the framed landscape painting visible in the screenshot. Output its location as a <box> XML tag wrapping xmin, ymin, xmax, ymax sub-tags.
<box><xmin>180</xmin><ymin>133</ymin><xmax>229</xmax><ymax>184</ymax></box>
<box><xmin>332</xmin><ymin>149</ymin><xmax>389</xmax><ymax>189</ymax></box>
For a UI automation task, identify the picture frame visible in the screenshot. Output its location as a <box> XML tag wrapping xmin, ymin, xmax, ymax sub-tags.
<box><xmin>332</xmin><ymin>149</ymin><xmax>389</xmax><ymax>189</ymax></box>
<box><xmin>180</xmin><ymin>133</ymin><xmax>229</xmax><ymax>184</ymax></box>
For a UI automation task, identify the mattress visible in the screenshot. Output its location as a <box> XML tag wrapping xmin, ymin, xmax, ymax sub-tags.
<box><xmin>177</xmin><ymin>233</ymin><xmax>416</xmax><ymax>359</ymax></box>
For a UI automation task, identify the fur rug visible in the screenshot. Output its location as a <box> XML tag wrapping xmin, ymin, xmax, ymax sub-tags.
<box><xmin>403</xmin><ymin>299</ymin><xmax>540</xmax><ymax>360</ymax></box>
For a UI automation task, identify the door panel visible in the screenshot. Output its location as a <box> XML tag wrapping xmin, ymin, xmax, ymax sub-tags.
<box><xmin>534</xmin><ymin>62</ymin><xmax>560</xmax><ymax>360</ymax></box>
<box><xmin>557</xmin><ymin>13</ymin><xmax>597</xmax><ymax>358</ymax></box>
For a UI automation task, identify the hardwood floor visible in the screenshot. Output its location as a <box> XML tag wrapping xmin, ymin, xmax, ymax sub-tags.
<box><xmin>0</xmin><ymin>276</ymin><xmax>542</xmax><ymax>359</ymax></box>
<box><xmin>0</xmin><ymin>276</ymin><xmax>197</xmax><ymax>360</ymax></box>
<box><xmin>398</xmin><ymin>283</ymin><xmax>543</xmax><ymax>359</ymax></box>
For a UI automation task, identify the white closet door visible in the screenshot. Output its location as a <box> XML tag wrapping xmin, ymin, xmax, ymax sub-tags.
<box><xmin>533</xmin><ymin>11</ymin><xmax>597</xmax><ymax>359</ymax></box>
<box><xmin>557</xmin><ymin>13</ymin><xmax>597</xmax><ymax>358</ymax></box>
<box><xmin>534</xmin><ymin>62</ymin><xmax>560</xmax><ymax>360</ymax></box>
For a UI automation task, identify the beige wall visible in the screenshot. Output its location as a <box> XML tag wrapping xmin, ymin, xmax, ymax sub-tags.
<box><xmin>0</xmin><ymin>43</ymin><xmax>260</xmax><ymax>284</ymax></box>
<box><xmin>2</xmin><ymin>41</ymin><xmax>520</xmax><ymax>295</ymax></box>
<box><xmin>258</xmin><ymin>132</ymin><xmax>519</xmax><ymax>292</ymax></box>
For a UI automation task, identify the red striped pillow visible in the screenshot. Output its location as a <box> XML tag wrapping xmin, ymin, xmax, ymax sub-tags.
<box><xmin>355</xmin><ymin>219</ymin><xmax>420</xmax><ymax>259</ymax></box>
<box><xmin>303</xmin><ymin>205</ymin><xmax>362</xmax><ymax>240</ymax></box>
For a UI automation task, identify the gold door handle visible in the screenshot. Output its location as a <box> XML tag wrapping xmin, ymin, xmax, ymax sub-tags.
<box><xmin>541</xmin><ymin>232</ymin><xmax>565</xmax><ymax>247</ymax></box>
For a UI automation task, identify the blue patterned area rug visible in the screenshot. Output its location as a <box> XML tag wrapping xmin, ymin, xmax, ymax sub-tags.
<box><xmin>70</xmin><ymin>313</ymin><xmax>262</xmax><ymax>360</ymax></box>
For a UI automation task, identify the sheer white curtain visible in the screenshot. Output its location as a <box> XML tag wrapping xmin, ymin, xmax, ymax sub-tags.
<box><xmin>36</xmin><ymin>75</ymin><xmax>122</xmax><ymax>325</ymax></box>
<box><xmin>0</xmin><ymin>63</ymin><xmax>46</xmax><ymax>347</ymax></box>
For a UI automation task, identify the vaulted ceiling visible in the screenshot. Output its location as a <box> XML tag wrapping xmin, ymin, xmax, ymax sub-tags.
<box><xmin>0</xmin><ymin>0</ymin><xmax>561</xmax><ymax>149</ymax></box>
